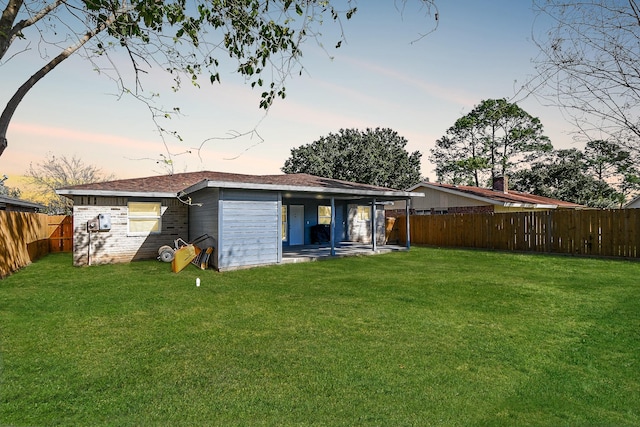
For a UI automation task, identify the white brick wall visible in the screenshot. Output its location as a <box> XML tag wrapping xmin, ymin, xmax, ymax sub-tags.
<box><xmin>72</xmin><ymin>197</ymin><xmax>188</xmax><ymax>266</ymax></box>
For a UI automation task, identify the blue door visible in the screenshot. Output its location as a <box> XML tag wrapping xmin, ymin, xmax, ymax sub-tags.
<box><xmin>289</xmin><ymin>205</ymin><xmax>304</xmax><ymax>245</ymax></box>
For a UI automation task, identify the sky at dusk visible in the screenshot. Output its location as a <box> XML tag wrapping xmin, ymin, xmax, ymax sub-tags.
<box><xmin>1</xmin><ymin>1</ymin><xmax>573</xmax><ymax>186</ymax></box>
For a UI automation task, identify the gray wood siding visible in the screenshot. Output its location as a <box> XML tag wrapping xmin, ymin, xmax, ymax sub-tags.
<box><xmin>188</xmin><ymin>188</ymin><xmax>220</xmax><ymax>269</ymax></box>
<box><xmin>188</xmin><ymin>188</ymin><xmax>219</xmax><ymax>241</ymax></box>
<box><xmin>218</xmin><ymin>190</ymin><xmax>280</xmax><ymax>269</ymax></box>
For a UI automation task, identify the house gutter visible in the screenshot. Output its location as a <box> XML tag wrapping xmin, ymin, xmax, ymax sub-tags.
<box><xmin>181</xmin><ymin>179</ymin><xmax>424</xmax><ymax>200</ymax></box>
<box><xmin>56</xmin><ymin>180</ymin><xmax>425</xmax><ymax>201</ymax></box>
<box><xmin>0</xmin><ymin>195</ymin><xmax>46</xmax><ymax>210</ymax></box>
<box><xmin>56</xmin><ymin>189</ymin><xmax>176</xmax><ymax>198</ymax></box>
<box><xmin>502</xmin><ymin>203</ymin><xmax>558</xmax><ymax>209</ymax></box>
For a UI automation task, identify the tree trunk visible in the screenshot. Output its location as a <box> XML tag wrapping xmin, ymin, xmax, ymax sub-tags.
<box><xmin>0</xmin><ymin>15</ymin><xmax>114</xmax><ymax>157</ymax></box>
<box><xmin>0</xmin><ymin>0</ymin><xmax>23</xmax><ymax>60</ymax></box>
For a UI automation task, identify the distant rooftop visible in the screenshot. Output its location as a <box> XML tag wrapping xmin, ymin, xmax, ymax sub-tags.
<box><xmin>0</xmin><ymin>195</ymin><xmax>46</xmax><ymax>212</ymax></box>
<box><xmin>410</xmin><ymin>181</ymin><xmax>583</xmax><ymax>208</ymax></box>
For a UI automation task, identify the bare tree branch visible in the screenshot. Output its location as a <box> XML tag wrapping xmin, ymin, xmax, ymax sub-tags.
<box><xmin>529</xmin><ymin>0</ymin><xmax>640</xmax><ymax>156</ymax></box>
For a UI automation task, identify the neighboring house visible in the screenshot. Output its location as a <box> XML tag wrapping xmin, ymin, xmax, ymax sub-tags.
<box><xmin>56</xmin><ymin>171</ymin><xmax>419</xmax><ymax>271</ymax></box>
<box><xmin>625</xmin><ymin>195</ymin><xmax>640</xmax><ymax>208</ymax></box>
<box><xmin>387</xmin><ymin>177</ymin><xmax>582</xmax><ymax>215</ymax></box>
<box><xmin>0</xmin><ymin>195</ymin><xmax>46</xmax><ymax>212</ymax></box>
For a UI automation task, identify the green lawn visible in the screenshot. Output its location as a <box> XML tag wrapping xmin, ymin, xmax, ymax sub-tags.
<box><xmin>1</xmin><ymin>248</ymin><xmax>639</xmax><ymax>426</ymax></box>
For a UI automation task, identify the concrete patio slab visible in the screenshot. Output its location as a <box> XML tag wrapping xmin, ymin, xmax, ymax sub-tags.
<box><xmin>282</xmin><ymin>241</ymin><xmax>408</xmax><ymax>264</ymax></box>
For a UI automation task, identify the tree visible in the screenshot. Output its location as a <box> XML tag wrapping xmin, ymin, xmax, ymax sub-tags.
<box><xmin>430</xmin><ymin>114</ymin><xmax>489</xmax><ymax>186</ymax></box>
<box><xmin>0</xmin><ymin>1</ymin><xmax>437</xmax><ymax>158</ymax></box>
<box><xmin>27</xmin><ymin>153</ymin><xmax>115</xmax><ymax>214</ymax></box>
<box><xmin>281</xmin><ymin>128</ymin><xmax>422</xmax><ymax>189</ymax></box>
<box><xmin>430</xmin><ymin>98</ymin><xmax>552</xmax><ymax>186</ymax></box>
<box><xmin>510</xmin><ymin>149</ymin><xmax>623</xmax><ymax>208</ymax></box>
<box><xmin>531</xmin><ymin>1</ymin><xmax>640</xmax><ymax>155</ymax></box>
<box><xmin>584</xmin><ymin>140</ymin><xmax>631</xmax><ymax>182</ymax></box>
<box><xmin>583</xmin><ymin>139</ymin><xmax>640</xmax><ymax>203</ymax></box>
<box><xmin>0</xmin><ymin>174</ymin><xmax>21</xmax><ymax>198</ymax></box>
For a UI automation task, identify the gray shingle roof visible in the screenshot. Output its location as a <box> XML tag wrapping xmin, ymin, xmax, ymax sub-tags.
<box><xmin>57</xmin><ymin>171</ymin><xmax>415</xmax><ymax>199</ymax></box>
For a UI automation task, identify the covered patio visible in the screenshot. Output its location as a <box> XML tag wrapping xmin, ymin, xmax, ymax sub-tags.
<box><xmin>282</xmin><ymin>241</ymin><xmax>408</xmax><ymax>264</ymax></box>
<box><xmin>58</xmin><ymin>170</ymin><xmax>421</xmax><ymax>270</ymax></box>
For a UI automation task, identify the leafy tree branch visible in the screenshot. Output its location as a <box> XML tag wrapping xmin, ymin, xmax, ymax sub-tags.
<box><xmin>1</xmin><ymin>0</ymin><xmax>438</xmax><ymax>164</ymax></box>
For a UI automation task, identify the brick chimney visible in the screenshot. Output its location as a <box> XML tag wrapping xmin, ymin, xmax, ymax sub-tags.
<box><xmin>492</xmin><ymin>176</ymin><xmax>508</xmax><ymax>193</ymax></box>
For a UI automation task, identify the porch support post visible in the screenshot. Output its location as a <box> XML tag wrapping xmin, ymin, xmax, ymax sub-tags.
<box><xmin>330</xmin><ymin>196</ymin><xmax>336</xmax><ymax>256</ymax></box>
<box><xmin>277</xmin><ymin>193</ymin><xmax>283</xmax><ymax>263</ymax></box>
<box><xmin>372</xmin><ymin>198</ymin><xmax>377</xmax><ymax>252</ymax></box>
<box><xmin>405</xmin><ymin>197</ymin><xmax>411</xmax><ymax>249</ymax></box>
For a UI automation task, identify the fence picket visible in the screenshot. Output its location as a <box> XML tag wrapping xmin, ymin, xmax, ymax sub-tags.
<box><xmin>1</xmin><ymin>212</ymin><xmax>73</xmax><ymax>277</ymax></box>
<box><xmin>394</xmin><ymin>209</ymin><xmax>640</xmax><ymax>260</ymax></box>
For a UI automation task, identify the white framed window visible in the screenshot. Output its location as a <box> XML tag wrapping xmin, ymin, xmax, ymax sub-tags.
<box><xmin>282</xmin><ymin>205</ymin><xmax>288</xmax><ymax>241</ymax></box>
<box><xmin>128</xmin><ymin>201</ymin><xmax>161</xmax><ymax>235</ymax></box>
<box><xmin>318</xmin><ymin>205</ymin><xmax>332</xmax><ymax>225</ymax></box>
<box><xmin>356</xmin><ymin>205</ymin><xmax>371</xmax><ymax>221</ymax></box>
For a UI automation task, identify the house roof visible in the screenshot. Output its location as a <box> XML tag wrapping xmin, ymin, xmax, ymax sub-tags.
<box><xmin>0</xmin><ymin>195</ymin><xmax>46</xmax><ymax>211</ymax></box>
<box><xmin>625</xmin><ymin>194</ymin><xmax>640</xmax><ymax>208</ymax></box>
<box><xmin>409</xmin><ymin>182</ymin><xmax>583</xmax><ymax>209</ymax></box>
<box><xmin>56</xmin><ymin>171</ymin><xmax>421</xmax><ymax>200</ymax></box>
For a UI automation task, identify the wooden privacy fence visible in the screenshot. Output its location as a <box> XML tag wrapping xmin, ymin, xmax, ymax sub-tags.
<box><xmin>394</xmin><ymin>209</ymin><xmax>640</xmax><ymax>259</ymax></box>
<box><xmin>48</xmin><ymin>215</ymin><xmax>73</xmax><ymax>253</ymax></box>
<box><xmin>0</xmin><ymin>212</ymin><xmax>73</xmax><ymax>278</ymax></box>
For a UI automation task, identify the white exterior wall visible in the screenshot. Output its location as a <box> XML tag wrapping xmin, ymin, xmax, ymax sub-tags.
<box><xmin>72</xmin><ymin>196</ymin><xmax>187</xmax><ymax>266</ymax></box>
<box><xmin>412</xmin><ymin>186</ymin><xmax>485</xmax><ymax>211</ymax></box>
<box><xmin>386</xmin><ymin>186</ymin><xmax>488</xmax><ymax>213</ymax></box>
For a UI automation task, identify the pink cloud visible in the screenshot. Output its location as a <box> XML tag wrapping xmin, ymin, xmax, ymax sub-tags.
<box><xmin>339</xmin><ymin>56</ymin><xmax>477</xmax><ymax>107</ymax></box>
<box><xmin>8</xmin><ymin>121</ymin><xmax>160</xmax><ymax>151</ymax></box>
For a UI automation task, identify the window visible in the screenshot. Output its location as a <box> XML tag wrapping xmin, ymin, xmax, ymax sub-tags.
<box><xmin>356</xmin><ymin>205</ymin><xmax>371</xmax><ymax>221</ymax></box>
<box><xmin>281</xmin><ymin>205</ymin><xmax>288</xmax><ymax>241</ymax></box>
<box><xmin>318</xmin><ymin>205</ymin><xmax>332</xmax><ymax>224</ymax></box>
<box><xmin>128</xmin><ymin>202</ymin><xmax>161</xmax><ymax>234</ymax></box>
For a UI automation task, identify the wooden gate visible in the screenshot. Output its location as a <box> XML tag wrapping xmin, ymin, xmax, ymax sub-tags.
<box><xmin>48</xmin><ymin>215</ymin><xmax>73</xmax><ymax>253</ymax></box>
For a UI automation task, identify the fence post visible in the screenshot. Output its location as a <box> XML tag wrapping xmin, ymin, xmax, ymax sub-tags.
<box><xmin>405</xmin><ymin>198</ymin><xmax>411</xmax><ymax>249</ymax></box>
<box><xmin>405</xmin><ymin>209</ymin><xmax>639</xmax><ymax>260</ymax></box>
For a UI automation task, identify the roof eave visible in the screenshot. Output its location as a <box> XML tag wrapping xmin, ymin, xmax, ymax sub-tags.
<box><xmin>56</xmin><ymin>189</ymin><xmax>177</xmax><ymax>198</ymax></box>
<box><xmin>0</xmin><ymin>198</ymin><xmax>46</xmax><ymax>210</ymax></box>
<box><xmin>55</xmin><ymin>179</ymin><xmax>425</xmax><ymax>200</ymax></box>
<box><xmin>180</xmin><ymin>180</ymin><xmax>422</xmax><ymax>199</ymax></box>
<box><xmin>503</xmin><ymin>203</ymin><xmax>558</xmax><ymax>209</ymax></box>
<box><xmin>416</xmin><ymin>183</ymin><xmax>503</xmax><ymax>205</ymax></box>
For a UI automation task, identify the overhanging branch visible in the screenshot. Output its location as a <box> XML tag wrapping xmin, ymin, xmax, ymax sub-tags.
<box><xmin>0</xmin><ymin>11</ymin><xmax>119</xmax><ymax>157</ymax></box>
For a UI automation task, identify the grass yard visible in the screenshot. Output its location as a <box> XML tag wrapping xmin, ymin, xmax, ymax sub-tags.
<box><xmin>1</xmin><ymin>247</ymin><xmax>639</xmax><ymax>426</ymax></box>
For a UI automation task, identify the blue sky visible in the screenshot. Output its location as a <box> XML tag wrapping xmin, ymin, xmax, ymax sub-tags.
<box><xmin>0</xmin><ymin>1</ymin><xmax>570</xmax><ymax>183</ymax></box>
